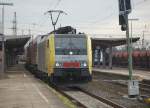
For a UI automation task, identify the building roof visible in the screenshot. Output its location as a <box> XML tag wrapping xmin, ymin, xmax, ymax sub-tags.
<box><xmin>0</xmin><ymin>35</ymin><xmax>140</xmax><ymax>50</ymax></box>
<box><xmin>91</xmin><ymin>37</ymin><xmax>140</xmax><ymax>48</ymax></box>
<box><xmin>0</xmin><ymin>35</ymin><xmax>30</xmax><ymax>50</ymax></box>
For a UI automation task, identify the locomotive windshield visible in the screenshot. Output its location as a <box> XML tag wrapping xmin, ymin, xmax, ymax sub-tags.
<box><xmin>55</xmin><ymin>36</ymin><xmax>87</xmax><ymax>55</ymax></box>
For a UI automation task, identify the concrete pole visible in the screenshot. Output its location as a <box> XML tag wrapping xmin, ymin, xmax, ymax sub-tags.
<box><xmin>109</xmin><ymin>46</ymin><xmax>112</xmax><ymax>69</ymax></box>
<box><xmin>13</xmin><ymin>12</ymin><xmax>17</xmax><ymax>36</ymax></box>
<box><xmin>129</xmin><ymin>18</ymin><xmax>139</xmax><ymax>50</ymax></box>
<box><xmin>0</xmin><ymin>2</ymin><xmax>13</xmax><ymax>73</ymax></box>
<box><xmin>1</xmin><ymin>6</ymin><xmax>5</xmax><ymax>74</ymax></box>
<box><xmin>126</xmin><ymin>15</ymin><xmax>133</xmax><ymax>80</ymax></box>
<box><xmin>92</xmin><ymin>48</ymin><xmax>95</xmax><ymax>67</ymax></box>
<box><xmin>98</xmin><ymin>48</ymin><xmax>101</xmax><ymax>67</ymax></box>
<box><xmin>22</xmin><ymin>29</ymin><xmax>24</xmax><ymax>36</ymax></box>
<box><xmin>102</xmin><ymin>48</ymin><xmax>106</xmax><ymax>68</ymax></box>
<box><xmin>122</xmin><ymin>0</ymin><xmax>132</xmax><ymax>80</ymax></box>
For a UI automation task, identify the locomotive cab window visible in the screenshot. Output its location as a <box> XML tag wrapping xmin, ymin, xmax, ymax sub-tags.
<box><xmin>55</xmin><ymin>36</ymin><xmax>87</xmax><ymax>55</ymax></box>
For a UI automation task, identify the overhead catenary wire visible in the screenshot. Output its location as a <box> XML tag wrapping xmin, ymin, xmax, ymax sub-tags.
<box><xmin>54</xmin><ymin>0</ymin><xmax>62</xmax><ymax>9</ymax></box>
<box><xmin>2</xmin><ymin>0</ymin><xmax>150</xmax><ymax>40</ymax></box>
<box><xmin>132</xmin><ymin>0</ymin><xmax>149</xmax><ymax>9</ymax></box>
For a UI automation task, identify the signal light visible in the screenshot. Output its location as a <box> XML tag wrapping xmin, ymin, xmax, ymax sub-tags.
<box><xmin>119</xmin><ymin>14</ymin><xmax>127</xmax><ymax>31</ymax></box>
<box><xmin>125</xmin><ymin>0</ymin><xmax>131</xmax><ymax>13</ymax></box>
<box><xmin>119</xmin><ymin>14</ymin><xmax>126</xmax><ymax>25</ymax></box>
<box><xmin>118</xmin><ymin>0</ymin><xmax>132</xmax><ymax>31</ymax></box>
<box><xmin>119</xmin><ymin>0</ymin><xmax>131</xmax><ymax>14</ymax></box>
<box><xmin>121</xmin><ymin>24</ymin><xmax>127</xmax><ymax>31</ymax></box>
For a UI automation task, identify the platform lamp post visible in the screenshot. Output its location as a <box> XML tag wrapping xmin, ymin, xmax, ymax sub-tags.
<box><xmin>0</xmin><ymin>2</ymin><xmax>13</xmax><ymax>74</ymax></box>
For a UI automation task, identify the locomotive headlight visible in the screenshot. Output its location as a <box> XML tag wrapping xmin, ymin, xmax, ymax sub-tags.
<box><xmin>83</xmin><ymin>62</ymin><xmax>87</xmax><ymax>67</ymax></box>
<box><xmin>81</xmin><ymin>62</ymin><xmax>87</xmax><ymax>67</ymax></box>
<box><xmin>55</xmin><ymin>62</ymin><xmax>61</xmax><ymax>67</ymax></box>
<box><xmin>69</xmin><ymin>51</ymin><xmax>73</xmax><ymax>55</ymax></box>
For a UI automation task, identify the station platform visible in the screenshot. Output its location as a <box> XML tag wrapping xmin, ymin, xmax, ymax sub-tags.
<box><xmin>0</xmin><ymin>64</ymin><xmax>67</xmax><ymax>108</ymax></box>
<box><xmin>93</xmin><ymin>67</ymin><xmax>150</xmax><ymax>80</ymax></box>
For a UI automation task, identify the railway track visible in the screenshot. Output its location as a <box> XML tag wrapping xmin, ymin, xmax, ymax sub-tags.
<box><xmin>50</xmin><ymin>83</ymin><xmax>126</xmax><ymax>108</ymax></box>
<box><xmin>27</xmin><ymin>68</ymin><xmax>149</xmax><ymax>108</ymax></box>
<box><xmin>50</xmin><ymin>84</ymin><xmax>87</xmax><ymax>108</ymax></box>
<box><xmin>117</xmin><ymin>81</ymin><xmax>150</xmax><ymax>93</ymax></box>
<box><xmin>103</xmin><ymin>79</ymin><xmax>150</xmax><ymax>94</ymax></box>
<box><xmin>140</xmin><ymin>80</ymin><xmax>150</xmax><ymax>93</ymax></box>
<box><xmin>93</xmin><ymin>71</ymin><xmax>150</xmax><ymax>94</ymax></box>
<box><xmin>26</xmin><ymin>67</ymin><xmax>126</xmax><ymax>108</ymax></box>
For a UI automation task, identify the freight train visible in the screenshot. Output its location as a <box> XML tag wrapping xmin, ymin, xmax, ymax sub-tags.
<box><xmin>112</xmin><ymin>50</ymin><xmax>150</xmax><ymax>69</ymax></box>
<box><xmin>25</xmin><ymin>26</ymin><xmax>92</xmax><ymax>82</ymax></box>
<box><xmin>0</xmin><ymin>50</ymin><xmax>2</xmax><ymax>65</ymax></box>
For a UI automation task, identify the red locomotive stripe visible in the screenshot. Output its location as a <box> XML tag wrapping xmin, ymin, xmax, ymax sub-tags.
<box><xmin>63</xmin><ymin>62</ymin><xmax>80</xmax><ymax>68</ymax></box>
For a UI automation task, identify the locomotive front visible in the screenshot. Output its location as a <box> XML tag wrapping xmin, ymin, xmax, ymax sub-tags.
<box><xmin>53</xmin><ymin>34</ymin><xmax>92</xmax><ymax>81</ymax></box>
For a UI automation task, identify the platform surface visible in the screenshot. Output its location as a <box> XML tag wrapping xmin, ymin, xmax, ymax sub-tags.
<box><xmin>0</xmin><ymin>65</ymin><xmax>67</xmax><ymax>108</ymax></box>
<box><xmin>93</xmin><ymin>67</ymin><xmax>150</xmax><ymax>80</ymax></box>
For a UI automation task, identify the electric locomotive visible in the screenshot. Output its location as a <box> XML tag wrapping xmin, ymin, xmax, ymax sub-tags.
<box><xmin>26</xmin><ymin>26</ymin><xmax>92</xmax><ymax>82</ymax></box>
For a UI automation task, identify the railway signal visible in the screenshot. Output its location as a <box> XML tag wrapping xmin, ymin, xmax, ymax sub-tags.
<box><xmin>118</xmin><ymin>0</ymin><xmax>132</xmax><ymax>79</ymax></box>
<box><xmin>119</xmin><ymin>0</ymin><xmax>131</xmax><ymax>15</ymax></box>
<box><xmin>118</xmin><ymin>0</ymin><xmax>140</xmax><ymax>98</ymax></box>
<box><xmin>118</xmin><ymin>0</ymin><xmax>131</xmax><ymax>31</ymax></box>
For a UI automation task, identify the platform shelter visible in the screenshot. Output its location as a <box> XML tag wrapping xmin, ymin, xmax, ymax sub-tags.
<box><xmin>91</xmin><ymin>37</ymin><xmax>140</xmax><ymax>69</ymax></box>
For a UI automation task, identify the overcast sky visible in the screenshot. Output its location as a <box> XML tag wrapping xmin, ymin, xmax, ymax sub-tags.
<box><xmin>0</xmin><ymin>0</ymin><xmax>150</xmax><ymax>39</ymax></box>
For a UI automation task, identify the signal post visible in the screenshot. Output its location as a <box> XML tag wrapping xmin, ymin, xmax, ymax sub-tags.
<box><xmin>118</xmin><ymin>0</ymin><xmax>139</xmax><ymax>98</ymax></box>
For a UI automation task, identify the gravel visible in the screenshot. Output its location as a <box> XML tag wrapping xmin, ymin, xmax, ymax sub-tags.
<box><xmin>77</xmin><ymin>72</ymin><xmax>149</xmax><ymax>108</ymax></box>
